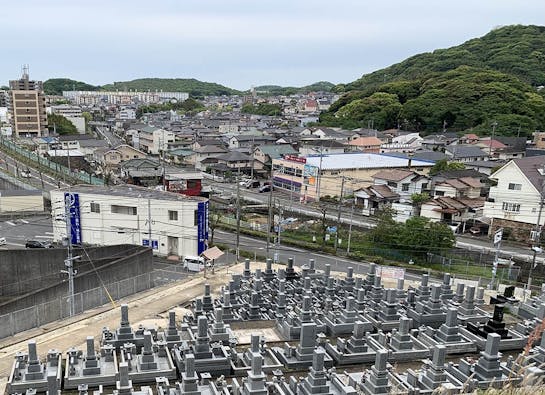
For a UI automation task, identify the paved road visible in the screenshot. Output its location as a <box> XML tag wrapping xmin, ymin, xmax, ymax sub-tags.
<box><xmin>95</xmin><ymin>126</ymin><xmax>124</xmax><ymax>147</ymax></box>
<box><xmin>213</xmin><ymin>229</ymin><xmax>427</xmax><ymax>282</ymax></box>
<box><xmin>456</xmin><ymin>235</ymin><xmax>545</xmax><ymax>264</ymax></box>
<box><xmin>206</xmin><ymin>179</ymin><xmax>377</xmax><ymax>229</ymax></box>
<box><xmin>0</xmin><ymin>215</ymin><xmax>53</xmax><ymax>248</ymax></box>
<box><xmin>0</xmin><ymin>149</ymin><xmax>69</xmax><ymax>191</ymax></box>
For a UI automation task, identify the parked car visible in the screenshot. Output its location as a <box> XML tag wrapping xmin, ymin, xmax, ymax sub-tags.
<box><xmin>25</xmin><ymin>240</ymin><xmax>52</xmax><ymax>248</ymax></box>
<box><xmin>244</xmin><ymin>180</ymin><xmax>260</xmax><ymax>189</ymax></box>
<box><xmin>469</xmin><ymin>226</ymin><xmax>482</xmax><ymax>235</ymax></box>
<box><xmin>258</xmin><ymin>184</ymin><xmax>271</xmax><ymax>193</ymax></box>
<box><xmin>0</xmin><ymin>236</ymin><xmax>6</xmax><ymax>246</ymax></box>
<box><xmin>181</xmin><ymin>256</ymin><xmax>211</xmax><ymax>272</ymax></box>
<box><xmin>20</xmin><ymin>168</ymin><xmax>31</xmax><ymax>178</ymax></box>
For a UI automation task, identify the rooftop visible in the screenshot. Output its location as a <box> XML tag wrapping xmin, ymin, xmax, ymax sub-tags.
<box><xmin>56</xmin><ymin>184</ymin><xmax>206</xmax><ymax>202</ymax></box>
<box><xmin>303</xmin><ymin>153</ymin><xmax>434</xmax><ymax>171</ymax></box>
<box><xmin>372</xmin><ymin>169</ymin><xmax>416</xmax><ymax>182</ymax></box>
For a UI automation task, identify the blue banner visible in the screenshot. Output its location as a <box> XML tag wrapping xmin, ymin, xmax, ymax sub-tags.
<box><xmin>197</xmin><ymin>201</ymin><xmax>209</xmax><ymax>254</ymax></box>
<box><xmin>64</xmin><ymin>192</ymin><xmax>82</xmax><ymax>245</ymax></box>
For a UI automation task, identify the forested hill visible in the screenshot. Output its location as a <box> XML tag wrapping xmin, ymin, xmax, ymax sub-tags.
<box><xmin>100</xmin><ymin>78</ymin><xmax>241</xmax><ymax>97</ymax></box>
<box><xmin>44</xmin><ymin>78</ymin><xmax>100</xmax><ymax>95</ymax></box>
<box><xmin>253</xmin><ymin>81</ymin><xmax>334</xmax><ymax>95</ymax></box>
<box><xmin>321</xmin><ymin>25</ymin><xmax>545</xmax><ymax>137</ymax></box>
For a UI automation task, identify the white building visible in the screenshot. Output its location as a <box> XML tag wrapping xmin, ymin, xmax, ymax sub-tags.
<box><xmin>138</xmin><ymin>126</ymin><xmax>175</xmax><ymax>155</ymax></box>
<box><xmin>484</xmin><ymin>156</ymin><xmax>545</xmax><ymax>242</ymax></box>
<box><xmin>50</xmin><ymin>185</ymin><xmax>209</xmax><ymax>258</ymax></box>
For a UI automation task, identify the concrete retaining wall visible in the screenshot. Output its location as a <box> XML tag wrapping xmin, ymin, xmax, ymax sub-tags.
<box><xmin>0</xmin><ymin>245</ymin><xmax>152</xmax><ymax>315</ymax></box>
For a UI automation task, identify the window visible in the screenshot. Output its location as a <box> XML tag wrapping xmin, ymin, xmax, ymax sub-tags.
<box><xmin>168</xmin><ymin>210</ymin><xmax>178</xmax><ymax>221</ymax></box>
<box><xmin>502</xmin><ymin>202</ymin><xmax>520</xmax><ymax>213</ymax></box>
<box><xmin>111</xmin><ymin>205</ymin><xmax>137</xmax><ymax>215</ymax></box>
<box><xmin>387</xmin><ymin>181</ymin><xmax>397</xmax><ymax>188</ymax></box>
<box><xmin>90</xmin><ymin>203</ymin><xmax>100</xmax><ymax>213</ymax></box>
<box><xmin>402</xmin><ymin>183</ymin><xmax>410</xmax><ymax>192</ymax></box>
<box><xmin>435</xmin><ymin>191</ymin><xmax>445</xmax><ymax>197</ymax></box>
<box><xmin>194</xmin><ymin>210</ymin><xmax>198</xmax><ymax>226</ymax></box>
<box><xmin>508</xmin><ymin>183</ymin><xmax>522</xmax><ymax>190</ymax></box>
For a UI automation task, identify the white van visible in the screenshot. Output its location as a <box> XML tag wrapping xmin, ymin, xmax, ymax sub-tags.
<box><xmin>182</xmin><ymin>256</ymin><xmax>207</xmax><ymax>272</ymax></box>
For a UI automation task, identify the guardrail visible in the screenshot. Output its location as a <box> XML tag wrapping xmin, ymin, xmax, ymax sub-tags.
<box><xmin>0</xmin><ymin>136</ymin><xmax>104</xmax><ymax>186</ymax></box>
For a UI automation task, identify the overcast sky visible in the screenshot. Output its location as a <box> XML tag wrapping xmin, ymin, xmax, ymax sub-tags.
<box><xmin>1</xmin><ymin>0</ymin><xmax>544</xmax><ymax>90</ymax></box>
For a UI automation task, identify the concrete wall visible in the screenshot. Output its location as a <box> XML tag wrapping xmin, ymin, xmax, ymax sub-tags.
<box><xmin>0</xmin><ymin>245</ymin><xmax>152</xmax><ymax>314</ymax></box>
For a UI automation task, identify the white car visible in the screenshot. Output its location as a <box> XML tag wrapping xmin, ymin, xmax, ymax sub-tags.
<box><xmin>0</xmin><ymin>237</ymin><xmax>7</xmax><ymax>246</ymax></box>
<box><xmin>20</xmin><ymin>169</ymin><xmax>31</xmax><ymax>178</ymax></box>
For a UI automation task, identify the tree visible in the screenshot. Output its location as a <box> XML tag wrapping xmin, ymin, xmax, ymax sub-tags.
<box><xmin>47</xmin><ymin>113</ymin><xmax>78</xmax><ymax>135</ymax></box>
<box><xmin>398</xmin><ymin>216</ymin><xmax>455</xmax><ymax>256</ymax></box>
<box><xmin>429</xmin><ymin>159</ymin><xmax>465</xmax><ymax>175</ymax></box>
<box><xmin>410</xmin><ymin>192</ymin><xmax>430</xmax><ymax>216</ymax></box>
<box><xmin>368</xmin><ymin>206</ymin><xmax>401</xmax><ymax>248</ymax></box>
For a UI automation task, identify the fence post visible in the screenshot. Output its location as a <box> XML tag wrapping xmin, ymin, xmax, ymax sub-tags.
<box><xmin>10</xmin><ymin>312</ymin><xmax>14</xmax><ymax>336</ymax></box>
<box><xmin>36</xmin><ymin>305</ymin><xmax>39</xmax><ymax>327</ymax></box>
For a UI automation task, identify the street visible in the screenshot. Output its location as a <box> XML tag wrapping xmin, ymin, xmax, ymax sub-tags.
<box><xmin>0</xmin><ymin>149</ymin><xmax>70</xmax><ymax>191</ymax></box>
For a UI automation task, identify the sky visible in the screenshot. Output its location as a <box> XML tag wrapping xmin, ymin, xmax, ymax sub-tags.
<box><xmin>1</xmin><ymin>0</ymin><xmax>544</xmax><ymax>90</ymax></box>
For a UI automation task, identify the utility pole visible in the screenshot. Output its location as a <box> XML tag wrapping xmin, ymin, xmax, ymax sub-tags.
<box><xmin>277</xmin><ymin>201</ymin><xmax>283</xmax><ymax>248</ymax></box>
<box><xmin>529</xmin><ymin>179</ymin><xmax>545</xmax><ymax>292</ymax></box>
<box><xmin>266</xmin><ymin>167</ymin><xmax>274</xmax><ymax>257</ymax></box>
<box><xmin>334</xmin><ymin>176</ymin><xmax>345</xmax><ymax>253</ymax></box>
<box><xmin>236</xmin><ymin>176</ymin><xmax>241</xmax><ymax>262</ymax></box>
<box><xmin>63</xmin><ymin>194</ymin><xmax>76</xmax><ymax>317</ymax></box>
<box><xmin>147</xmin><ymin>198</ymin><xmax>152</xmax><ymax>247</ymax></box>
<box><xmin>489</xmin><ymin>121</ymin><xmax>497</xmax><ymax>158</ymax></box>
<box><xmin>346</xmin><ymin>199</ymin><xmax>355</xmax><ymax>254</ymax></box>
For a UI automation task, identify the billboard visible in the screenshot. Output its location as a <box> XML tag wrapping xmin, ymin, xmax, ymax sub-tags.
<box><xmin>197</xmin><ymin>201</ymin><xmax>209</xmax><ymax>254</ymax></box>
<box><xmin>64</xmin><ymin>192</ymin><xmax>82</xmax><ymax>245</ymax></box>
<box><xmin>303</xmin><ymin>164</ymin><xmax>318</xmax><ymax>186</ymax></box>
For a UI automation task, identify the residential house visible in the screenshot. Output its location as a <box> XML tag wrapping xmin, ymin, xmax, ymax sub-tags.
<box><xmin>494</xmin><ymin>137</ymin><xmax>527</xmax><ymax>160</ymax></box>
<box><xmin>228</xmin><ymin>134</ymin><xmax>276</xmax><ymax>150</ymax></box>
<box><xmin>444</xmin><ymin>145</ymin><xmax>489</xmax><ymax>163</ymax></box>
<box><xmin>348</xmin><ymin>136</ymin><xmax>382</xmax><ymax>153</ymax></box>
<box><xmin>464</xmin><ymin>160</ymin><xmax>506</xmax><ymax>176</ymax></box>
<box><xmin>166</xmin><ymin>148</ymin><xmax>194</xmax><ymax>165</ymax></box>
<box><xmin>420</xmin><ymin>197</ymin><xmax>485</xmax><ymax>229</ymax></box>
<box><xmin>534</xmin><ymin>132</ymin><xmax>545</xmax><ymax>149</ymax></box>
<box><xmin>380</xmin><ymin>132</ymin><xmax>423</xmax><ymax>153</ymax></box>
<box><xmin>432</xmin><ymin>177</ymin><xmax>484</xmax><ymax>199</ymax></box>
<box><xmin>372</xmin><ymin>169</ymin><xmax>429</xmax><ymax>203</ymax></box>
<box><xmin>299</xmin><ymin>127</ymin><xmax>351</xmax><ymax>141</ymax></box>
<box><xmin>354</xmin><ymin>185</ymin><xmax>400</xmax><ymax>216</ymax></box>
<box><xmin>93</xmin><ymin>144</ymin><xmax>147</xmax><ymax>168</ymax></box>
<box><xmin>206</xmin><ymin>151</ymin><xmax>258</xmax><ymax>176</ymax></box>
<box><xmin>189</xmin><ymin>145</ymin><xmax>228</xmax><ymax>170</ymax></box>
<box><xmin>298</xmin><ymin>139</ymin><xmax>347</xmax><ymax>156</ymax></box>
<box><xmin>484</xmin><ymin>156</ymin><xmax>545</xmax><ymax>242</ymax></box>
<box><xmin>253</xmin><ymin>144</ymin><xmax>298</xmax><ymax>167</ymax></box>
<box><xmin>420</xmin><ymin>133</ymin><xmax>459</xmax><ymax>150</ymax></box>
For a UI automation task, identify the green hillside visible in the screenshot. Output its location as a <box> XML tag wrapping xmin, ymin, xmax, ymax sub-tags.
<box><xmin>44</xmin><ymin>78</ymin><xmax>100</xmax><ymax>95</ymax></box>
<box><xmin>100</xmin><ymin>78</ymin><xmax>240</xmax><ymax>97</ymax></box>
<box><xmin>322</xmin><ymin>25</ymin><xmax>545</xmax><ymax>136</ymax></box>
<box><xmin>254</xmin><ymin>81</ymin><xmax>334</xmax><ymax>95</ymax></box>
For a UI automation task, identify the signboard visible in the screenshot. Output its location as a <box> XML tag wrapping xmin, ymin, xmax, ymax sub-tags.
<box><xmin>376</xmin><ymin>266</ymin><xmax>406</xmax><ymax>280</ymax></box>
<box><xmin>303</xmin><ymin>164</ymin><xmax>318</xmax><ymax>186</ymax></box>
<box><xmin>142</xmin><ymin>239</ymin><xmax>158</xmax><ymax>249</ymax></box>
<box><xmin>167</xmin><ymin>180</ymin><xmax>187</xmax><ymax>192</ymax></box>
<box><xmin>64</xmin><ymin>192</ymin><xmax>82</xmax><ymax>245</ymax></box>
<box><xmin>197</xmin><ymin>201</ymin><xmax>209</xmax><ymax>254</ymax></box>
<box><xmin>494</xmin><ymin>228</ymin><xmax>503</xmax><ymax>245</ymax></box>
<box><xmin>284</xmin><ymin>155</ymin><xmax>306</xmax><ymax>164</ymax></box>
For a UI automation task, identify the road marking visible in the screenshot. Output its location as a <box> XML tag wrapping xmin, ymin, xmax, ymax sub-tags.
<box><xmin>35</xmin><ymin>235</ymin><xmax>53</xmax><ymax>239</ymax></box>
<box><xmin>45</xmin><ymin>231</ymin><xmax>54</xmax><ymax>235</ymax></box>
<box><xmin>20</xmin><ymin>219</ymin><xmax>29</xmax><ymax>224</ymax></box>
<box><xmin>5</xmin><ymin>221</ymin><xmax>16</xmax><ymax>226</ymax></box>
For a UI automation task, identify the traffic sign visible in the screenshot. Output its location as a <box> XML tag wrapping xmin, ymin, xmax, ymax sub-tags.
<box><xmin>494</xmin><ymin>228</ymin><xmax>503</xmax><ymax>245</ymax></box>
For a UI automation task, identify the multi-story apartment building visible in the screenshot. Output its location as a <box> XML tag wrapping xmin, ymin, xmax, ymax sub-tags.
<box><xmin>137</xmin><ymin>126</ymin><xmax>175</xmax><ymax>155</ymax></box>
<box><xmin>8</xmin><ymin>67</ymin><xmax>48</xmax><ymax>137</ymax></box>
